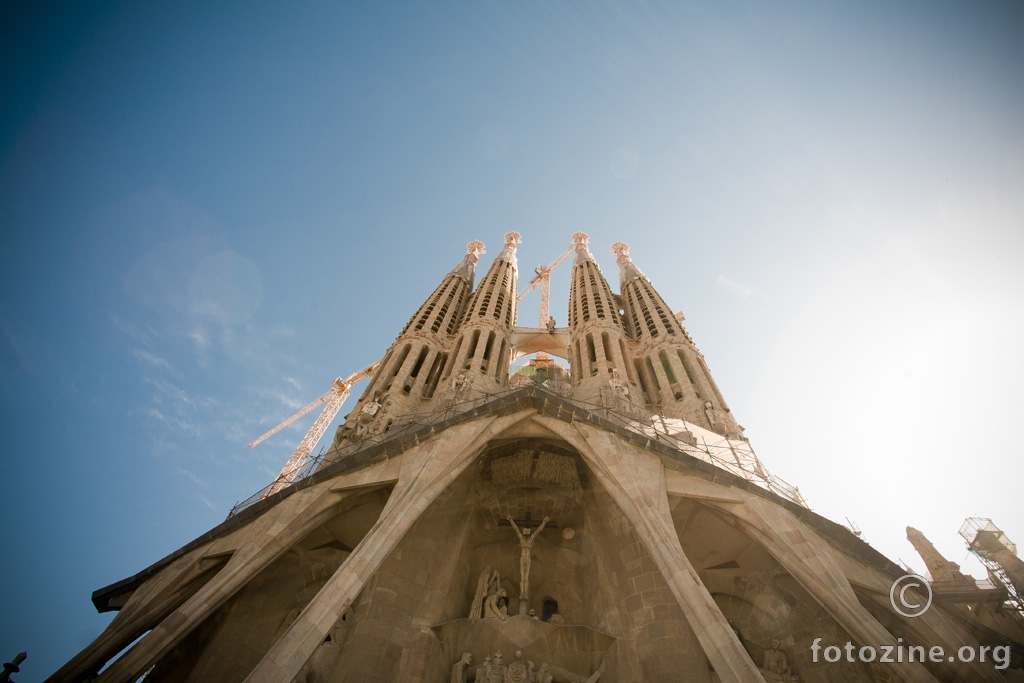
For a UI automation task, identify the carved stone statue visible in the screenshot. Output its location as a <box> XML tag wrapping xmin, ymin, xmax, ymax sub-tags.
<box><xmin>505</xmin><ymin>649</ymin><xmax>528</xmax><ymax>682</ymax></box>
<box><xmin>485</xmin><ymin>651</ymin><xmax>507</xmax><ymax>683</ymax></box>
<box><xmin>608</xmin><ymin>368</ymin><xmax>628</xmax><ymax>397</ymax></box>
<box><xmin>451</xmin><ymin>373</ymin><xmax>472</xmax><ymax>399</ymax></box>
<box><xmin>476</xmin><ymin>655</ymin><xmax>492</xmax><ymax>683</ymax></box>
<box><xmin>450</xmin><ymin>652</ymin><xmax>472</xmax><ymax>683</ymax></box>
<box><xmin>535</xmin><ymin>663</ymin><xmax>553</xmax><ymax>683</ymax></box>
<box><xmin>360</xmin><ymin>398</ymin><xmax>382</xmax><ymax>418</ymax></box>
<box><xmin>546</xmin><ymin>316</ymin><xmax>557</xmax><ymax>334</ymax></box>
<box><xmin>704</xmin><ymin>401</ymin><xmax>719</xmax><ymax>427</ymax></box>
<box><xmin>763</xmin><ymin>639</ymin><xmax>791</xmax><ymax>676</ymax></box>
<box><xmin>507</xmin><ymin>515</ymin><xmax>550</xmax><ymax>600</ymax></box>
<box><xmin>331</xmin><ymin>422</ymin><xmax>354</xmax><ymax>449</ymax></box>
<box><xmin>483</xmin><ymin>586</ymin><xmax>509</xmax><ymax>620</ymax></box>
<box><xmin>469</xmin><ymin>566</ymin><xmax>495</xmax><ymax>619</ymax></box>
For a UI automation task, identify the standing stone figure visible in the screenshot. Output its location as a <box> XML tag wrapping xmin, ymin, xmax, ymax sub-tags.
<box><xmin>763</xmin><ymin>639</ymin><xmax>790</xmax><ymax>676</ymax></box>
<box><xmin>450</xmin><ymin>652</ymin><xmax>472</xmax><ymax>683</ymax></box>
<box><xmin>507</xmin><ymin>515</ymin><xmax>550</xmax><ymax>600</ymax></box>
<box><xmin>504</xmin><ymin>649</ymin><xmax>528</xmax><ymax>682</ymax></box>
<box><xmin>476</xmin><ymin>656</ymin><xmax>492</xmax><ymax>683</ymax></box>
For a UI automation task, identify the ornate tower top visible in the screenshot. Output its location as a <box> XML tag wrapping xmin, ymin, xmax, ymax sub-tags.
<box><xmin>496</xmin><ymin>232</ymin><xmax>521</xmax><ymax>268</ymax></box>
<box><xmin>571</xmin><ymin>231</ymin><xmax>596</xmax><ymax>265</ymax></box>
<box><xmin>611</xmin><ymin>241</ymin><xmax>644</xmax><ymax>285</ymax></box>
<box><xmin>448</xmin><ymin>240</ymin><xmax>486</xmax><ymax>283</ymax></box>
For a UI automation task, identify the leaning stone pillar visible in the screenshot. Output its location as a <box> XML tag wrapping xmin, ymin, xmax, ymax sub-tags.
<box><xmin>242</xmin><ymin>410</ymin><xmax>537</xmax><ymax>683</ymax></box>
<box><xmin>46</xmin><ymin>546</ymin><xmax>208</xmax><ymax>683</ymax></box>
<box><xmin>728</xmin><ymin>496</ymin><xmax>946</xmax><ymax>683</ymax></box>
<box><xmin>534</xmin><ymin>416</ymin><xmax>766</xmax><ymax>683</ymax></box>
<box><xmin>91</xmin><ymin>485</ymin><xmax>344</xmax><ymax>683</ymax></box>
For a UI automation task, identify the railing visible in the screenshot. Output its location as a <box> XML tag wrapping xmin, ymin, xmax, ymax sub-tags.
<box><xmin>228</xmin><ymin>381</ymin><xmax>807</xmax><ymax>517</ymax></box>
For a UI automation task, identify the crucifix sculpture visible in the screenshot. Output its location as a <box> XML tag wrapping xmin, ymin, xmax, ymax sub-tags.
<box><xmin>506</xmin><ymin>514</ymin><xmax>550</xmax><ymax>600</ymax></box>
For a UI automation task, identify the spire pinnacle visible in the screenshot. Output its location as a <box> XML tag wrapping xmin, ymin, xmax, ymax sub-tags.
<box><xmin>449</xmin><ymin>240</ymin><xmax>486</xmax><ymax>283</ymax></box>
<box><xmin>571</xmin><ymin>231</ymin><xmax>595</xmax><ymax>265</ymax></box>
<box><xmin>496</xmin><ymin>232</ymin><xmax>521</xmax><ymax>270</ymax></box>
<box><xmin>611</xmin><ymin>241</ymin><xmax>644</xmax><ymax>284</ymax></box>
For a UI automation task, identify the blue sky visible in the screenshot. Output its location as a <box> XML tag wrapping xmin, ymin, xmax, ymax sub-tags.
<box><xmin>2</xmin><ymin>2</ymin><xmax>1023</xmax><ymax>679</ymax></box>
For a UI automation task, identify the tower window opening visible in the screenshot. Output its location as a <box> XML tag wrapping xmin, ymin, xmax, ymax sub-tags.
<box><xmin>601</xmin><ymin>333</ymin><xmax>614</xmax><ymax>374</ymax></box>
<box><xmin>699</xmin><ymin>357</ymin><xmax>729</xmax><ymax>410</ymax></box>
<box><xmin>480</xmin><ymin>331</ymin><xmax>495</xmax><ymax>373</ymax></box>
<box><xmin>677</xmin><ymin>350</ymin><xmax>701</xmax><ymax>397</ymax></box>
<box><xmin>659</xmin><ymin>351</ymin><xmax>678</xmax><ymax>385</ymax></box>
<box><xmin>626</xmin><ymin>288</ymin><xmax>642</xmax><ymax>339</ymax></box>
<box><xmin>493</xmin><ymin>269</ymin><xmax>509</xmax><ymax>321</ymax></box>
<box><xmin>403</xmin><ymin>346</ymin><xmax>430</xmax><ymax>394</ymax></box>
<box><xmin>634</xmin><ymin>359</ymin><xmax>652</xmax><ymax>403</ymax></box>
<box><xmin>446</xmin><ymin>288</ymin><xmax>468</xmax><ymax>335</ymax></box>
<box><xmin>645</xmin><ymin>356</ymin><xmax>662</xmax><ymax>391</ymax></box>
<box><xmin>574</xmin><ymin>342</ymin><xmax>584</xmax><ymax>383</ymax></box>
<box><xmin>495</xmin><ymin>340</ymin><xmax>508</xmax><ymax>380</ymax></box>
<box><xmin>382</xmin><ymin>345</ymin><xmax>411</xmax><ymax>391</ymax></box>
<box><xmin>586</xmin><ymin>334</ymin><xmax>597</xmax><ymax>376</ymax></box>
<box><xmin>619</xmin><ymin>339</ymin><xmax>635</xmax><ymax>383</ymax></box>
<box><xmin>588</xmin><ymin>270</ymin><xmax>605</xmax><ymax>319</ymax></box>
<box><xmin>464</xmin><ymin>330</ymin><xmax>481</xmax><ymax>369</ymax></box>
<box><xmin>444</xmin><ymin>338</ymin><xmax>464</xmax><ymax>380</ymax></box>
<box><xmin>431</xmin><ymin>283</ymin><xmax>458</xmax><ymax>333</ymax></box>
<box><xmin>423</xmin><ymin>352</ymin><xmax>447</xmax><ymax>398</ymax></box>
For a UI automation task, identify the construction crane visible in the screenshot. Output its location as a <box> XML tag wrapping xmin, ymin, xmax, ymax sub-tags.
<box><xmin>517</xmin><ymin>242</ymin><xmax>574</xmax><ymax>361</ymax></box>
<box><xmin>250</xmin><ymin>359</ymin><xmax>381</xmax><ymax>495</ymax></box>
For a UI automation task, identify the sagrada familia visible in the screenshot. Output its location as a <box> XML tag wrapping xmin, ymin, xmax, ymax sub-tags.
<box><xmin>48</xmin><ymin>234</ymin><xmax>1024</xmax><ymax>682</ymax></box>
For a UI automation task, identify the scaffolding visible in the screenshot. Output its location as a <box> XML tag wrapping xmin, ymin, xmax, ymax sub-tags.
<box><xmin>959</xmin><ymin>517</ymin><xmax>1024</xmax><ymax>612</ymax></box>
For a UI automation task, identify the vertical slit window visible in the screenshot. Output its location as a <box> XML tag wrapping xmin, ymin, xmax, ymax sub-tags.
<box><xmin>645</xmin><ymin>356</ymin><xmax>661</xmax><ymax>391</ymax></box>
<box><xmin>619</xmin><ymin>340</ymin><xmax>635</xmax><ymax>382</ymax></box>
<box><xmin>494</xmin><ymin>340</ymin><xmax>507</xmax><ymax>379</ymax></box>
<box><xmin>601</xmin><ymin>333</ymin><xmax>614</xmax><ymax>372</ymax></box>
<box><xmin>464</xmin><ymin>330</ymin><xmax>480</xmax><ymax>368</ymax></box>
<box><xmin>423</xmin><ymin>352</ymin><xmax>446</xmax><ymax>398</ymax></box>
<box><xmin>382</xmin><ymin>345</ymin><xmax>411</xmax><ymax>391</ymax></box>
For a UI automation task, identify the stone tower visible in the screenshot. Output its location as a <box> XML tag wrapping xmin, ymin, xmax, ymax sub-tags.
<box><xmin>50</xmin><ymin>237</ymin><xmax>1022</xmax><ymax>683</ymax></box>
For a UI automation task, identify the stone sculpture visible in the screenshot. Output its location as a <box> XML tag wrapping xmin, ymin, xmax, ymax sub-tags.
<box><xmin>608</xmin><ymin>368</ymin><xmax>628</xmax><ymax>397</ymax></box>
<box><xmin>507</xmin><ymin>514</ymin><xmax>550</xmax><ymax>600</ymax></box>
<box><xmin>450</xmin><ymin>652</ymin><xmax>472</xmax><ymax>683</ymax></box>
<box><xmin>763</xmin><ymin>639</ymin><xmax>791</xmax><ymax>677</ymax></box>
<box><xmin>476</xmin><ymin>655</ymin><xmax>492</xmax><ymax>683</ymax></box>
<box><xmin>546</xmin><ymin>316</ymin><xmax>557</xmax><ymax>334</ymax></box>
<box><xmin>505</xmin><ymin>649</ymin><xmax>528</xmax><ymax>682</ymax></box>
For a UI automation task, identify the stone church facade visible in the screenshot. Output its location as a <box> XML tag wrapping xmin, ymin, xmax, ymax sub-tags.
<box><xmin>50</xmin><ymin>234</ymin><xmax>1023</xmax><ymax>682</ymax></box>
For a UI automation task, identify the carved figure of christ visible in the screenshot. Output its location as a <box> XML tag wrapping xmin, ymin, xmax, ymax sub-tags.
<box><xmin>506</xmin><ymin>514</ymin><xmax>550</xmax><ymax>599</ymax></box>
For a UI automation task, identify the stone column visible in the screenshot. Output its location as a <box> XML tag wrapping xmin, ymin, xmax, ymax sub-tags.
<box><xmin>92</xmin><ymin>485</ymin><xmax>345</xmax><ymax>683</ymax></box>
<box><xmin>533</xmin><ymin>416</ymin><xmax>766</xmax><ymax>683</ymax></box>
<box><xmin>242</xmin><ymin>409</ymin><xmax>537</xmax><ymax>683</ymax></box>
<box><xmin>726</xmin><ymin>496</ymin><xmax>944</xmax><ymax>683</ymax></box>
<box><xmin>46</xmin><ymin>546</ymin><xmax>207</xmax><ymax>683</ymax></box>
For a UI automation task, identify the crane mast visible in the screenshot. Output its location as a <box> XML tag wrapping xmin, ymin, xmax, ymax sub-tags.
<box><xmin>251</xmin><ymin>359</ymin><xmax>381</xmax><ymax>496</ymax></box>
<box><xmin>518</xmin><ymin>244</ymin><xmax>573</xmax><ymax>361</ymax></box>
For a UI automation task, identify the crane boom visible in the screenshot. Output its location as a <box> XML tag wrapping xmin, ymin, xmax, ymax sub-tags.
<box><xmin>516</xmin><ymin>244</ymin><xmax>573</xmax><ymax>315</ymax></box>
<box><xmin>252</xmin><ymin>359</ymin><xmax>382</xmax><ymax>496</ymax></box>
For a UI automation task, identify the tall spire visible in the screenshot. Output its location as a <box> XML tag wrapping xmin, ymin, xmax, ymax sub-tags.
<box><xmin>611</xmin><ymin>241</ymin><xmax>644</xmax><ymax>286</ymax></box>
<box><xmin>572</xmin><ymin>231</ymin><xmax>596</xmax><ymax>266</ymax></box>
<box><xmin>441</xmin><ymin>233</ymin><xmax>522</xmax><ymax>396</ymax></box>
<box><xmin>613</xmin><ymin>242</ymin><xmax>742</xmax><ymax>437</ymax></box>
<box><xmin>448</xmin><ymin>240</ymin><xmax>486</xmax><ymax>285</ymax></box>
<box><xmin>907</xmin><ymin>527</ymin><xmax>974</xmax><ymax>584</ymax></box>
<box><xmin>331</xmin><ymin>241</ymin><xmax>484</xmax><ymax>449</ymax></box>
<box><xmin>566</xmin><ymin>233</ymin><xmax>636</xmax><ymax>398</ymax></box>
